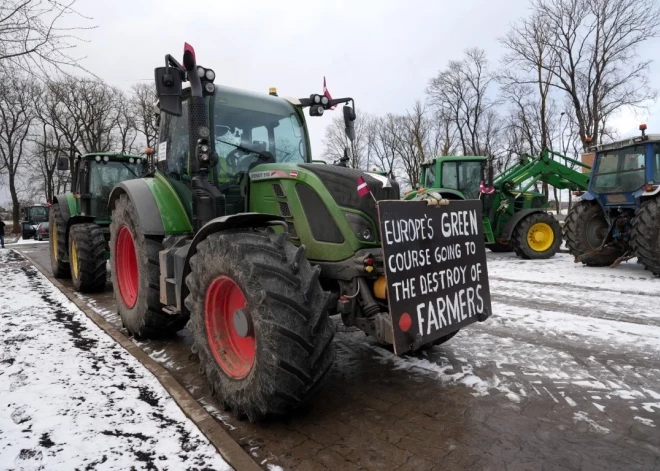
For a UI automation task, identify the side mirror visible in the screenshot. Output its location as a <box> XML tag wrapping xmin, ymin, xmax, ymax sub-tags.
<box><xmin>57</xmin><ymin>156</ymin><xmax>69</xmax><ymax>171</ymax></box>
<box><xmin>154</xmin><ymin>66</ymin><xmax>183</xmax><ymax>116</ymax></box>
<box><xmin>343</xmin><ymin>105</ymin><xmax>356</xmax><ymax>142</ymax></box>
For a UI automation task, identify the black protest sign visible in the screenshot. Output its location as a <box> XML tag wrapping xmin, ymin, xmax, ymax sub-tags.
<box><xmin>377</xmin><ymin>199</ymin><xmax>492</xmax><ymax>354</ymax></box>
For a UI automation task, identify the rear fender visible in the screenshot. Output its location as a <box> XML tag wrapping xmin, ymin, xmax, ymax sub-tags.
<box><xmin>178</xmin><ymin>213</ymin><xmax>285</xmax><ymax>316</ymax></box>
<box><xmin>108</xmin><ymin>178</ymin><xmax>192</xmax><ymax>236</ymax></box>
<box><xmin>499</xmin><ymin>209</ymin><xmax>547</xmax><ymax>242</ymax></box>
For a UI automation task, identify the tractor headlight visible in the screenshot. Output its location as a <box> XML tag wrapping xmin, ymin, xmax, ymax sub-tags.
<box><xmin>344</xmin><ymin>212</ymin><xmax>375</xmax><ymax>242</ymax></box>
<box><xmin>95</xmin><ymin>155</ymin><xmax>101</xmax><ymax>162</ymax></box>
<box><xmin>103</xmin><ymin>156</ymin><xmax>109</xmax><ymax>162</ymax></box>
<box><xmin>128</xmin><ymin>157</ymin><xmax>135</xmax><ymax>163</ymax></box>
<box><xmin>205</xmin><ymin>69</ymin><xmax>215</xmax><ymax>81</ymax></box>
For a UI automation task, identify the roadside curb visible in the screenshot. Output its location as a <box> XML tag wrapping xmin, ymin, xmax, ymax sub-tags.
<box><xmin>20</xmin><ymin>250</ymin><xmax>261</xmax><ymax>471</ymax></box>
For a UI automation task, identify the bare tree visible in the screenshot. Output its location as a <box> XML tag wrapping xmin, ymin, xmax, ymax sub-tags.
<box><xmin>0</xmin><ymin>72</ymin><xmax>38</xmax><ymax>232</ymax></box>
<box><xmin>129</xmin><ymin>83</ymin><xmax>158</xmax><ymax>150</ymax></box>
<box><xmin>514</xmin><ymin>0</ymin><xmax>660</xmax><ymax>149</ymax></box>
<box><xmin>427</xmin><ymin>48</ymin><xmax>497</xmax><ymax>155</ymax></box>
<box><xmin>367</xmin><ymin>114</ymin><xmax>402</xmax><ymax>178</ymax></box>
<box><xmin>0</xmin><ymin>0</ymin><xmax>95</xmax><ymax>76</ymax></box>
<box><xmin>322</xmin><ymin>110</ymin><xmax>373</xmax><ymax>168</ymax></box>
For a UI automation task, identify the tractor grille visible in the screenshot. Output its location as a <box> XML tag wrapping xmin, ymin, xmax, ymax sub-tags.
<box><xmin>287</xmin><ymin>221</ymin><xmax>298</xmax><ymax>239</ymax></box>
<box><xmin>298</xmin><ymin>164</ymin><xmax>399</xmax><ymax>228</ymax></box>
<box><xmin>272</xmin><ymin>183</ymin><xmax>285</xmax><ymax>197</ymax></box>
<box><xmin>278</xmin><ymin>201</ymin><xmax>291</xmax><ymax>217</ymax></box>
<box><xmin>296</xmin><ymin>183</ymin><xmax>344</xmax><ymax>243</ymax></box>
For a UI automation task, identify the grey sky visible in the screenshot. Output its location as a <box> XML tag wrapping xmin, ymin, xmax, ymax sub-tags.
<box><xmin>2</xmin><ymin>0</ymin><xmax>659</xmax><ymax>205</ymax></box>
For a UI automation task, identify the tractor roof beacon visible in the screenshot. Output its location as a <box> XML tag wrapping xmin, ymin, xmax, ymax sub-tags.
<box><xmin>564</xmin><ymin>125</ymin><xmax>660</xmax><ymax>274</ymax></box>
<box><xmin>106</xmin><ymin>43</ymin><xmax>491</xmax><ymax>422</ymax></box>
<box><xmin>405</xmin><ymin>149</ymin><xmax>590</xmax><ymax>260</ymax></box>
<box><xmin>49</xmin><ymin>152</ymin><xmax>146</xmax><ymax>293</ymax></box>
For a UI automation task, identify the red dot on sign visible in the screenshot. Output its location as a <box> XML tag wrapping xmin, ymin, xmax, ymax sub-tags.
<box><xmin>399</xmin><ymin>313</ymin><xmax>412</xmax><ymax>332</ymax></box>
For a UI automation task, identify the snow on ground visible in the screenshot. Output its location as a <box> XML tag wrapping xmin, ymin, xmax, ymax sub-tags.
<box><xmin>0</xmin><ymin>250</ymin><xmax>231</xmax><ymax>471</ymax></box>
<box><xmin>7</xmin><ymin>238</ymin><xmax>48</xmax><ymax>246</ymax></box>
<box><xmin>336</xmin><ymin>250</ymin><xmax>660</xmax><ymax>432</ymax></box>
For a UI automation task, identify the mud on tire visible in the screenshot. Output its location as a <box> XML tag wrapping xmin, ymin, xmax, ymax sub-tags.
<box><xmin>185</xmin><ymin>230</ymin><xmax>336</xmax><ymax>422</ymax></box>
<box><xmin>631</xmin><ymin>196</ymin><xmax>660</xmax><ymax>276</ymax></box>
<box><xmin>69</xmin><ymin>223</ymin><xmax>107</xmax><ymax>293</ymax></box>
<box><xmin>49</xmin><ymin>204</ymin><xmax>69</xmax><ymax>278</ymax></box>
<box><xmin>563</xmin><ymin>200</ymin><xmax>618</xmax><ymax>266</ymax></box>
<box><xmin>109</xmin><ymin>194</ymin><xmax>187</xmax><ymax>338</ymax></box>
<box><xmin>512</xmin><ymin>212</ymin><xmax>562</xmax><ymax>259</ymax></box>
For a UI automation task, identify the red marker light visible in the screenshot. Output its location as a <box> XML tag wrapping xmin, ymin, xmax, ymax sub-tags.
<box><xmin>398</xmin><ymin>313</ymin><xmax>412</xmax><ymax>332</ymax></box>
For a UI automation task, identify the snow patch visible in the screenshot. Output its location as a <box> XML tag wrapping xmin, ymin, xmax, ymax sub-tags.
<box><xmin>573</xmin><ymin>411</ymin><xmax>610</xmax><ymax>434</ymax></box>
<box><xmin>634</xmin><ymin>416</ymin><xmax>656</xmax><ymax>427</ymax></box>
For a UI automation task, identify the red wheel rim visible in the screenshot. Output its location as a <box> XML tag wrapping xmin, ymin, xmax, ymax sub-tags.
<box><xmin>205</xmin><ymin>276</ymin><xmax>255</xmax><ymax>379</ymax></box>
<box><xmin>116</xmin><ymin>225</ymin><xmax>138</xmax><ymax>309</ymax></box>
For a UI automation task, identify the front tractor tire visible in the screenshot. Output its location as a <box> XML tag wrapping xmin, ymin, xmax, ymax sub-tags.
<box><xmin>69</xmin><ymin>223</ymin><xmax>107</xmax><ymax>293</ymax></box>
<box><xmin>563</xmin><ymin>200</ymin><xmax>618</xmax><ymax>266</ymax></box>
<box><xmin>109</xmin><ymin>194</ymin><xmax>187</xmax><ymax>338</ymax></box>
<box><xmin>49</xmin><ymin>204</ymin><xmax>69</xmax><ymax>278</ymax></box>
<box><xmin>631</xmin><ymin>196</ymin><xmax>660</xmax><ymax>276</ymax></box>
<box><xmin>185</xmin><ymin>230</ymin><xmax>336</xmax><ymax>422</ymax></box>
<box><xmin>512</xmin><ymin>212</ymin><xmax>562</xmax><ymax>259</ymax></box>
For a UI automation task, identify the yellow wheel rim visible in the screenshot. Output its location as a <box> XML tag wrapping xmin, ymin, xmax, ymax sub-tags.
<box><xmin>71</xmin><ymin>239</ymin><xmax>79</xmax><ymax>279</ymax></box>
<box><xmin>51</xmin><ymin>225</ymin><xmax>58</xmax><ymax>261</ymax></box>
<box><xmin>527</xmin><ymin>222</ymin><xmax>554</xmax><ymax>252</ymax></box>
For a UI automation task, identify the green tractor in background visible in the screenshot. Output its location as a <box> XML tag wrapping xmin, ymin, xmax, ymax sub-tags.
<box><xmin>106</xmin><ymin>44</ymin><xmax>491</xmax><ymax>422</ymax></box>
<box><xmin>404</xmin><ymin>150</ymin><xmax>590</xmax><ymax>259</ymax></box>
<box><xmin>49</xmin><ymin>152</ymin><xmax>145</xmax><ymax>292</ymax></box>
<box><xmin>20</xmin><ymin>204</ymin><xmax>50</xmax><ymax>239</ymax></box>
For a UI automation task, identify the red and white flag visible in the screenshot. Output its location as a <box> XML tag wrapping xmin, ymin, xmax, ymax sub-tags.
<box><xmin>479</xmin><ymin>180</ymin><xmax>495</xmax><ymax>195</ymax></box>
<box><xmin>357</xmin><ymin>176</ymin><xmax>370</xmax><ymax>198</ymax></box>
<box><xmin>323</xmin><ymin>77</ymin><xmax>336</xmax><ymax>110</ymax></box>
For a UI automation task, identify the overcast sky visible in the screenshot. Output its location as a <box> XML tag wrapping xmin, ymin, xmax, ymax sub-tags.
<box><xmin>2</xmin><ymin>0</ymin><xmax>660</xmax><ymax>204</ymax></box>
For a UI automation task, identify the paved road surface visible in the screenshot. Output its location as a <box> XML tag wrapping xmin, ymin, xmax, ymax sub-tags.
<box><xmin>16</xmin><ymin>242</ymin><xmax>660</xmax><ymax>470</ymax></box>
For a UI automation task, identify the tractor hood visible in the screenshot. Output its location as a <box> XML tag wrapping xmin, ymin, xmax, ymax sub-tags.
<box><xmin>297</xmin><ymin>164</ymin><xmax>400</xmax><ymax>226</ymax></box>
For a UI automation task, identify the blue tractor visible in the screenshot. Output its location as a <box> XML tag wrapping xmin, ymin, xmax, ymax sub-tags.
<box><xmin>564</xmin><ymin>125</ymin><xmax>660</xmax><ymax>274</ymax></box>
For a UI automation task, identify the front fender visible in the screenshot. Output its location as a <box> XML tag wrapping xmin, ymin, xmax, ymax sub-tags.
<box><xmin>500</xmin><ymin>209</ymin><xmax>548</xmax><ymax>241</ymax></box>
<box><xmin>108</xmin><ymin>176</ymin><xmax>193</xmax><ymax>236</ymax></box>
<box><xmin>179</xmin><ymin>213</ymin><xmax>285</xmax><ymax>316</ymax></box>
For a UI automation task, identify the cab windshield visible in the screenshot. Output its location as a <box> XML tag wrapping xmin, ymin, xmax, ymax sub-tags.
<box><xmin>591</xmin><ymin>145</ymin><xmax>645</xmax><ymax>193</ymax></box>
<box><xmin>212</xmin><ymin>94</ymin><xmax>308</xmax><ymax>181</ymax></box>
<box><xmin>441</xmin><ymin>161</ymin><xmax>483</xmax><ymax>199</ymax></box>
<box><xmin>89</xmin><ymin>160</ymin><xmax>143</xmax><ymax>219</ymax></box>
<box><xmin>423</xmin><ymin>164</ymin><xmax>436</xmax><ymax>188</ymax></box>
<box><xmin>29</xmin><ymin>206</ymin><xmax>48</xmax><ymax>223</ymax></box>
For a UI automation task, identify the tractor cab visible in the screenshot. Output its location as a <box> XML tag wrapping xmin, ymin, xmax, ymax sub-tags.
<box><xmin>420</xmin><ymin>156</ymin><xmax>486</xmax><ymax>200</ymax></box>
<box><xmin>584</xmin><ymin>127</ymin><xmax>660</xmax><ymax>208</ymax></box>
<box><xmin>157</xmin><ymin>84</ymin><xmax>311</xmax><ymax>217</ymax></box>
<box><xmin>74</xmin><ymin>153</ymin><xmax>144</xmax><ymax>222</ymax></box>
<box><xmin>20</xmin><ymin>204</ymin><xmax>49</xmax><ymax>239</ymax></box>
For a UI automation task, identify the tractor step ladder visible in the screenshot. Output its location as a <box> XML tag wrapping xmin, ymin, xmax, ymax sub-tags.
<box><xmin>482</xmin><ymin>217</ymin><xmax>495</xmax><ymax>244</ymax></box>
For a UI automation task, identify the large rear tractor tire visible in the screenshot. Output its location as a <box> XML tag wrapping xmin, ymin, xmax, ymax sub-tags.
<box><xmin>631</xmin><ymin>196</ymin><xmax>660</xmax><ymax>276</ymax></box>
<box><xmin>563</xmin><ymin>200</ymin><xmax>618</xmax><ymax>266</ymax></box>
<box><xmin>511</xmin><ymin>212</ymin><xmax>562</xmax><ymax>259</ymax></box>
<box><xmin>69</xmin><ymin>223</ymin><xmax>107</xmax><ymax>293</ymax></box>
<box><xmin>49</xmin><ymin>204</ymin><xmax>69</xmax><ymax>278</ymax></box>
<box><xmin>185</xmin><ymin>230</ymin><xmax>336</xmax><ymax>422</ymax></box>
<box><xmin>109</xmin><ymin>194</ymin><xmax>187</xmax><ymax>338</ymax></box>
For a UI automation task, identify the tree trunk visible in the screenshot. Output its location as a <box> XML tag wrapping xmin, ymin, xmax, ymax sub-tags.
<box><xmin>9</xmin><ymin>173</ymin><xmax>20</xmax><ymax>234</ymax></box>
<box><xmin>553</xmin><ymin>187</ymin><xmax>560</xmax><ymax>214</ymax></box>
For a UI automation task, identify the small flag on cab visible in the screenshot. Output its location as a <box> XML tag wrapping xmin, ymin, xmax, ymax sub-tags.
<box><xmin>357</xmin><ymin>176</ymin><xmax>377</xmax><ymax>202</ymax></box>
<box><xmin>323</xmin><ymin>77</ymin><xmax>336</xmax><ymax>110</ymax></box>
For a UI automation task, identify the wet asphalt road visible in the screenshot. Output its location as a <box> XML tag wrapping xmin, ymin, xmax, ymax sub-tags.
<box><xmin>15</xmin><ymin>242</ymin><xmax>660</xmax><ymax>471</ymax></box>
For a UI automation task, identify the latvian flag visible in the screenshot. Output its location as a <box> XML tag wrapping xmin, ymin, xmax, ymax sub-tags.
<box><xmin>357</xmin><ymin>176</ymin><xmax>370</xmax><ymax>198</ymax></box>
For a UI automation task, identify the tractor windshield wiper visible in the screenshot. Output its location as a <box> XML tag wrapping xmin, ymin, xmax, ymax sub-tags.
<box><xmin>120</xmin><ymin>161</ymin><xmax>140</xmax><ymax>179</ymax></box>
<box><xmin>215</xmin><ymin>139</ymin><xmax>273</xmax><ymax>162</ymax></box>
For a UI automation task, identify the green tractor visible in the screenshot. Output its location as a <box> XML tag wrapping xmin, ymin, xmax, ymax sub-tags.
<box><xmin>405</xmin><ymin>150</ymin><xmax>590</xmax><ymax>259</ymax></box>
<box><xmin>107</xmin><ymin>44</ymin><xmax>492</xmax><ymax>421</ymax></box>
<box><xmin>20</xmin><ymin>204</ymin><xmax>49</xmax><ymax>239</ymax></box>
<box><xmin>49</xmin><ymin>152</ymin><xmax>145</xmax><ymax>292</ymax></box>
